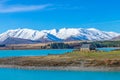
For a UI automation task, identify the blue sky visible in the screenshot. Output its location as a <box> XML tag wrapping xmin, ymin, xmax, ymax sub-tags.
<box><xmin>0</xmin><ymin>0</ymin><xmax>120</xmax><ymax>33</ymax></box>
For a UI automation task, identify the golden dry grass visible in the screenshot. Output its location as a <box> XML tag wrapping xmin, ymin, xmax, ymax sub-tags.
<box><xmin>65</xmin><ymin>50</ymin><xmax>120</xmax><ymax>60</ymax></box>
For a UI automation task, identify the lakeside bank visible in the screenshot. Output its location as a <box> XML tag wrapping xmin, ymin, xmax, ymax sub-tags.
<box><xmin>0</xmin><ymin>50</ymin><xmax>120</xmax><ymax>71</ymax></box>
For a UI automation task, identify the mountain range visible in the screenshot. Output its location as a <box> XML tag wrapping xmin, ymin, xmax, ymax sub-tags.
<box><xmin>0</xmin><ymin>28</ymin><xmax>120</xmax><ymax>44</ymax></box>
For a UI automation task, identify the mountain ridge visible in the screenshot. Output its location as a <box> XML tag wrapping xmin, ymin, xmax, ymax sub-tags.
<box><xmin>0</xmin><ymin>28</ymin><xmax>120</xmax><ymax>44</ymax></box>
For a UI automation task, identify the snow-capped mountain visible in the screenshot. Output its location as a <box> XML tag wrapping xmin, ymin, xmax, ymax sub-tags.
<box><xmin>0</xmin><ymin>28</ymin><xmax>61</xmax><ymax>43</ymax></box>
<box><xmin>0</xmin><ymin>28</ymin><xmax>119</xmax><ymax>44</ymax></box>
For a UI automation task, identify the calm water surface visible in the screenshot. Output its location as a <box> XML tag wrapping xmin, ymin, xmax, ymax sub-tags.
<box><xmin>0</xmin><ymin>49</ymin><xmax>73</xmax><ymax>58</ymax></box>
<box><xmin>97</xmin><ymin>48</ymin><xmax>119</xmax><ymax>52</ymax></box>
<box><xmin>0</xmin><ymin>68</ymin><xmax>120</xmax><ymax>80</ymax></box>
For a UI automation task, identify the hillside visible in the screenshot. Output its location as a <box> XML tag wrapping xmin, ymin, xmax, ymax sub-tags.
<box><xmin>112</xmin><ymin>35</ymin><xmax>120</xmax><ymax>40</ymax></box>
<box><xmin>1</xmin><ymin>37</ymin><xmax>39</xmax><ymax>44</ymax></box>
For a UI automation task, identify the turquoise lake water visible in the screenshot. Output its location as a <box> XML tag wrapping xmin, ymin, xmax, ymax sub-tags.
<box><xmin>96</xmin><ymin>48</ymin><xmax>119</xmax><ymax>52</ymax></box>
<box><xmin>0</xmin><ymin>68</ymin><xmax>120</xmax><ymax>80</ymax></box>
<box><xmin>0</xmin><ymin>49</ymin><xmax>73</xmax><ymax>58</ymax></box>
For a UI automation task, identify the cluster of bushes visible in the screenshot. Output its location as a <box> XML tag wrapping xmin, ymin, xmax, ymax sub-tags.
<box><xmin>48</xmin><ymin>43</ymin><xmax>73</xmax><ymax>49</ymax></box>
<box><xmin>90</xmin><ymin>41</ymin><xmax>120</xmax><ymax>48</ymax></box>
<box><xmin>0</xmin><ymin>44</ymin><xmax>6</xmax><ymax>47</ymax></box>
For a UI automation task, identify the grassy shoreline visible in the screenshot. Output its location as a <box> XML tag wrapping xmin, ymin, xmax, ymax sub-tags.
<box><xmin>0</xmin><ymin>50</ymin><xmax>120</xmax><ymax>71</ymax></box>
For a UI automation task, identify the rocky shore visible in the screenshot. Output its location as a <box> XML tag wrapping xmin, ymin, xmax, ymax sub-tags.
<box><xmin>0</xmin><ymin>65</ymin><xmax>120</xmax><ymax>71</ymax></box>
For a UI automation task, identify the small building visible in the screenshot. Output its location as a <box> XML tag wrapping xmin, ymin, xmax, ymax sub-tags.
<box><xmin>80</xmin><ymin>44</ymin><xmax>96</xmax><ymax>51</ymax></box>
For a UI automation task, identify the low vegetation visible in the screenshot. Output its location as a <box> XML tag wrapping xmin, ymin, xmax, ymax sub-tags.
<box><xmin>0</xmin><ymin>50</ymin><xmax>120</xmax><ymax>67</ymax></box>
<box><xmin>48</xmin><ymin>43</ymin><xmax>73</xmax><ymax>49</ymax></box>
<box><xmin>65</xmin><ymin>50</ymin><xmax>120</xmax><ymax>59</ymax></box>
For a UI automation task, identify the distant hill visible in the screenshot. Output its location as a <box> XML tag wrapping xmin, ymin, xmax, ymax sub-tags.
<box><xmin>1</xmin><ymin>37</ymin><xmax>39</xmax><ymax>44</ymax></box>
<box><xmin>112</xmin><ymin>35</ymin><xmax>120</xmax><ymax>41</ymax></box>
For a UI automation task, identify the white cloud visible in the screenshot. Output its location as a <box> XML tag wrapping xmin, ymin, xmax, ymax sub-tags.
<box><xmin>0</xmin><ymin>0</ymin><xmax>52</xmax><ymax>13</ymax></box>
<box><xmin>0</xmin><ymin>4</ymin><xmax>52</xmax><ymax>13</ymax></box>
